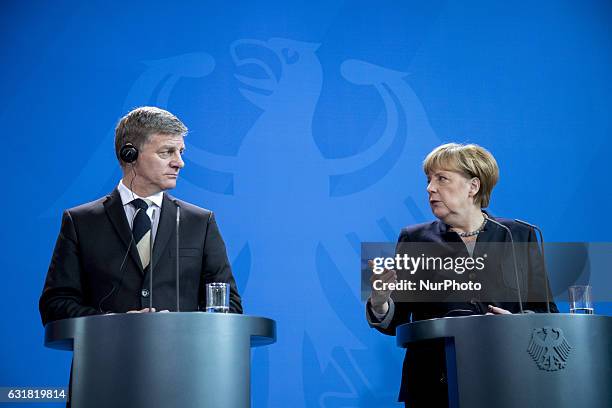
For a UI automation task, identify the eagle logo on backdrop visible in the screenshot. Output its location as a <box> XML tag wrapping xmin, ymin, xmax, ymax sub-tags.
<box><xmin>527</xmin><ymin>327</ymin><xmax>571</xmax><ymax>371</ymax></box>
<box><xmin>50</xmin><ymin>37</ymin><xmax>440</xmax><ymax>406</ymax></box>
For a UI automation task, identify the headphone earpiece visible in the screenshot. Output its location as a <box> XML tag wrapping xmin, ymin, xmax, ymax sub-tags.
<box><xmin>120</xmin><ymin>143</ymin><xmax>139</xmax><ymax>163</ymax></box>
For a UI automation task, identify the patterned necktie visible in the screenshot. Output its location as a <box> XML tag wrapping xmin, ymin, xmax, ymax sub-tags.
<box><xmin>131</xmin><ymin>198</ymin><xmax>152</xmax><ymax>270</ymax></box>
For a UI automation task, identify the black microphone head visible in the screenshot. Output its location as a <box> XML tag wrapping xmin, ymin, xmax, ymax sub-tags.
<box><xmin>485</xmin><ymin>216</ymin><xmax>510</xmax><ymax>231</ymax></box>
<box><xmin>172</xmin><ymin>199</ymin><xmax>180</xmax><ymax>221</ymax></box>
<box><xmin>515</xmin><ymin>218</ymin><xmax>535</xmax><ymax>229</ymax></box>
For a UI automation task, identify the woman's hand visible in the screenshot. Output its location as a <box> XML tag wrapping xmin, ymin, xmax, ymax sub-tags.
<box><xmin>486</xmin><ymin>305</ymin><xmax>511</xmax><ymax>315</ymax></box>
<box><xmin>368</xmin><ymin>260</ymin><xmax>397</xmax><ymax>315</ymax></box>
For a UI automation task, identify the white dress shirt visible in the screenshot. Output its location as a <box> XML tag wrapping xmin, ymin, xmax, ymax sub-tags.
<box><xmin>367</xmin><ymin>298</ymin><xmax>395</xmax><ymax>329</ymax></box>
<box><xmin>117</xmin><ymin>180</ymin><xmax>164</xmax><ymax>243</ymax></box>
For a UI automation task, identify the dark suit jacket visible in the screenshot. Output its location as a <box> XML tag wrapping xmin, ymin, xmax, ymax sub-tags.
<box><xmin>367</xmin><ymin>215</ymin><xmax>558</xmax><ymax>405</ymax></box>
<box><xmin>40</xmin><ymin>188</ymin><xmax>242</xmax><ymax>325</ymax></box>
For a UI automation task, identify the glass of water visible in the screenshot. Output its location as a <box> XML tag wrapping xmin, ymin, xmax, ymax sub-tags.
<box><xmin>205</xmin><ymin>282</ymin><xmax>230</xmax><ymax>313</ymax></box>
<box><xmin>568</xmin><ymin>285</ymin><xmax>594</xmax><ymax>314</ymax></box>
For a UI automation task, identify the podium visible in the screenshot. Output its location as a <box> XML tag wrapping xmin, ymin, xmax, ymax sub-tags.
<box><xmin>397</xmin><ymin>314</ymin><xmax>612</xmax><ymax>408</ymax></box>
<box><xmin>45</xmin><ymin>313</ymin><xmax>276</xmax><ymax>408</ymax></box>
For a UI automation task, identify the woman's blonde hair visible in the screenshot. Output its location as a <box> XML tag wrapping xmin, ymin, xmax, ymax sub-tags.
<box><xmin>423</xmin><ymin>143</ymin><xmax>499</xmax><ymax>208</ymax></box>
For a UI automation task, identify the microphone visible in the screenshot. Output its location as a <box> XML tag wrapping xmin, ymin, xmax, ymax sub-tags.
<box><xmin>149</xmin><ymin>208</ymin><xmax>156</xmax><ymax>311</ymax></box>
<box><xmin>515</xmin><ymin>219</ymin><xmax>552</xmax><ymax>313</ymax></box>
<box><xmin>98</xmin><ymin>208</ymin><xmax>142</xmax><ymax>313</ymax></box>
<box><xmin>484</xmin><ymin>216</ymin><xmax>525</xmax><ymax>314</ymax></box>
<box><xmin>174</xmin><ymin>200</ymin><xmax>181</xmax><ymax>312</ymax></box>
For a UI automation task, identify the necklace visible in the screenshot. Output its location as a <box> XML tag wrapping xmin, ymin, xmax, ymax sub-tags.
<box><xmin>454</xmin><ymin>214</ymin><xmax>488</xmax><ymax>237</ymax></box>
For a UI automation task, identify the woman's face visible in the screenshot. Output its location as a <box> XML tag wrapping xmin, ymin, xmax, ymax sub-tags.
<box><xmin>426</xmin><ymin>168</ymin><xmax>479</xmax><ymax>222</ymax></box>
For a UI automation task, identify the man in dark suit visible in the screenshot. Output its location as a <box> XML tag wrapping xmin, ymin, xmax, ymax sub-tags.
<box><xmin>40</xmin><ymin>106</ymin><xmax>242</xmax><ymax>326</ymax></box>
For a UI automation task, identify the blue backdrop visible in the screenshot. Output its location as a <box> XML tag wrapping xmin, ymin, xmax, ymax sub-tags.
<box><xmin>1</xmin><ymin>1</ymin><xmax>611</xmax><ymax>406</ymax></box>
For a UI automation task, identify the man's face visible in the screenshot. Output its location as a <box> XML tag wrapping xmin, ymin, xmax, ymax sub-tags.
<box><xmin>131</xmin><ymin>133</ymin><xmax>185</xmax><ymax>196</ymax></box>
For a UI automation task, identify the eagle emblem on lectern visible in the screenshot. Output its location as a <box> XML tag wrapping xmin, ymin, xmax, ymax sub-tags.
<box><xmin>527</xmin><ymin>327</ymin><xmax>571</xmax><ymax>371</ymax></box>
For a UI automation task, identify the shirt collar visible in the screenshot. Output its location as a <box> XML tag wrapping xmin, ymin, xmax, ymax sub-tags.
<box><xmin>117</xmin><ymin>180</ymin><xmax>164</xmax><ymax>208</ymax></box>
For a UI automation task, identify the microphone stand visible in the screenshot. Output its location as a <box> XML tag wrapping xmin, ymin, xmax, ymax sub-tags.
<box><xmin>149</xmin><ymin>209</ymin><xmax>155</xmax><ymax>311</ymax></box>
<box><xmin>515</xmin><ymin>219</ymin><xmax>552</xmax><ymax>313</ymax></box>
<box><xmin>485</xmin><ymin>216</ymin><xmax>524</xmax><ymax>314</ymax></box>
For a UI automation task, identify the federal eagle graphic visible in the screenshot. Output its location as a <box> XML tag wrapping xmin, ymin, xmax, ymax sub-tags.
<box><xmin>527</xmin><ymin>326</ymin><xmax>572</xmax><ymax>371</ymax></box>
<box><xmin>48</xmin><ymin>38</ymin><xmax>440</xmax><ymax>406</ymax></box>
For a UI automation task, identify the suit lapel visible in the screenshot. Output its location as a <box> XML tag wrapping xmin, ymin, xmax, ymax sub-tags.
<box><xmin>103</xmin><ymin>188</ymin><xmax>144</xmax><ymax>273</ymax></box>
<box><xmin>151</xmin><ymin>193</ymin><xmax>176</xmax><ymax>271</ymax></box>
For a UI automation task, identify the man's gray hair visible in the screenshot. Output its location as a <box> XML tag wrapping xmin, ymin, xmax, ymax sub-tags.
<box><xmin>114</xmin><ymin>106</ymin><xmax>188</xmax><ymax>165</ymax></box>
